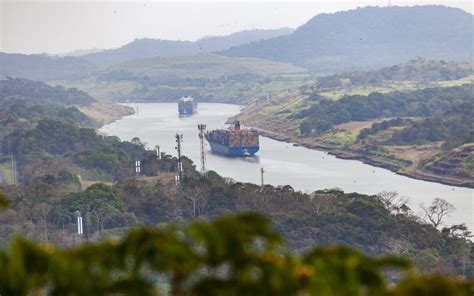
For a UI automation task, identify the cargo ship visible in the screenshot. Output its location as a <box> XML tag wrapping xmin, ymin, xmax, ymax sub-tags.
<box><xmin>178</xmin><ymin>96</ymin><xmax>197</xmax><ymax>115</ymax></box>
<box><xmin>205</xmin><ymin>121</ymin><xmax>259</xmax><ymax>156</ymax></box>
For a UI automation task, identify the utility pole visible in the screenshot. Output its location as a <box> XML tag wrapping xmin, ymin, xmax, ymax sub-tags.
<box><xmin>260</xmin><ymin>167</ymin><xmax>265</xmax><ymax>187</ymax></box>
<box><xmin>135</xmin><ymin>160</ymin><xmax>141</xmax><ymax>177</ymax></box>
<box><xmin>175</xmin><ymin>133</ymin><xmax>183</xmax><ymax>180</ymax></box>
<box><xmin>198</xmin><ymin>124</ymin><xmax>207</xmax><ymax>174</ymax></box>
<box><xmin>155</xmin><ymin>145</ymin><xmax>161</xmax><ymax>159</ymax></box>
<box><xmin>74</xmin><ymin>210</ymin><xmax>83</xmax><ymax>236</ymax></box>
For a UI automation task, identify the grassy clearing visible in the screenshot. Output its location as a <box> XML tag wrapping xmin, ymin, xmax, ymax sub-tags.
<box><xmin>77</xmin><ymin>102</ymin><xmax>134</xmax><ymax>125</ymax></box>
<box><xmin>383</xmin><ymin>143</ymin><xmax>442</xmax><ymax>164</ymax></box>
<box><xmin>463</xmin><ymin>153</ymin><xmax>474</xmax><ymax>176</ymax></box>
<box><xmin>334</xmin><ymin>120</ymin><xmax>379</xmax><ymax>133</ymax></box>
<box><xmin>319</xmin><ymin>130</ymin><xmax>358</xmax><ymax>147</ymax></box>
<box><xmin>0</xmin><ymin>161</ymin><xmax>13</xmax><ymax>184</ymax></box>
<box><xmin>434</xmin><ymin>74</ymin><xmax>474</xmax><ymax>87</ymax></box>
<box><xmin>319</xmin><ymin>77</ymin><xmax>472</xmax><ymax>101</ymax></box>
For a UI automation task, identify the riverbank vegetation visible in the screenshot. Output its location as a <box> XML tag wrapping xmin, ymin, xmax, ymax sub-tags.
<box><xmin>235</xmin><ymin>59</ymin><xmax>474</xmax><ymax>187</ymax></box>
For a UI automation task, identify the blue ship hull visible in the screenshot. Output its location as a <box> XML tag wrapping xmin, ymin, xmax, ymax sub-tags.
<box><xmin>178</xmin><ymin>106</ymin><xmax>196</xmax><ymax>115</ymax></box>
<box><xmin>208</xmin><ymin>140</ymin><xmax>259</xmax><ymax>157</ymax></box>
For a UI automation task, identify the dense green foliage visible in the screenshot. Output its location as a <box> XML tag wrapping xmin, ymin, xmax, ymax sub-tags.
<box><xmin>0</xmin><ymin>78</ymin><xmax>95</xmax><ymax>106</ymax></box>
<box><xmin>388</xmin><ymin>102</ymin><xmax>473</xmax><ymax>148</ymax></box>
<box><xmin>56</xmin><ymin>183</ymin><xmax>129</xmax><ymax>236</ymax></box>
<box><xmin>2</xmin><ymin>119</ymin><xmax>177</xmax><ymax>181</ymax></box>
<box><xmin>221</xmin><ymin>6</ymin><xmax>473</xmax><ymax>73</ymax></box>
<box><xmin>0</xmin><ymin>79</ymin><xmax>176</xmax><ymax>185</ymax></box>
<box><xmin>0</xmin><ymin>98</ymin><xmax>94</xmax><ymax>140</ymax></box>
<box><xmin>2</xmin><ymin>170</ymin><xmax>472</xmax><ymax>277</ymax></box>
<box><xmin>0</xmin><ymin>192</ymin><xmax>8</xmax><ymax>208</ymax></box>
<box><xmin>0</xmin><ymin>212</ymin><xmax>472</xmax><ymax>295</ymax></box>
<box><xmin>297</xmin><ymin>84</ymin><xmax>473</xmax><ymax>136</ymax></box>
<box><xmin>358</xmin><ymin>118</ymin><xmax>413</xmax><ymax>141</ymax></box>
<box><xmin>0</xmin><ymin>78</ymin><xmax>97</xmax><ymax>140</ymax></box>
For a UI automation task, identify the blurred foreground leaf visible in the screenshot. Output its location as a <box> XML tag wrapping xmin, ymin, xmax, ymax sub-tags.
<box><xmin>0</xmin><ymin>212</ymin><xmax>472</xmax><ymax>295</ymax></box>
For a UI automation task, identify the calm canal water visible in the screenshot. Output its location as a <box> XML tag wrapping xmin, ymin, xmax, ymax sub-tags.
<box><xmin>101</xmin><ymin>103</ymin><xmax>473</xmax><ymax>230</ymax></box>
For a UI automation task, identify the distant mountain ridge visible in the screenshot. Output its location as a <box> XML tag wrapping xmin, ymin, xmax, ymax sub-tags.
<box><xmin>220</xmin><ymin>6</ymin><xmax>474</xmax><ymax>73</ymax></box>
<box><xmin>0</xmin><ymin>28</ymin><xmax>293</xmax><ymax>82</ymax></box>
<box><xmin>80</xmin><ymin>28</ymin><xmax>294</xmax><ymax>68</ymax></box>
<box><xmin>0</xmin><ymin>53</ymin><xmax>96</xmax><ymax>81</ymax></box>
<box><xmin>58</xmin><ymin>48</ymin><xmax>104</xmax><ymax>57</ymax></box>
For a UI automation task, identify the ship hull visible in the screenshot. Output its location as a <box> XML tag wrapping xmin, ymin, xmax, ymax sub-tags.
<box><xmin>178</xmin><ymin>98</ymin><xmax>197</xmax><ymax>115</ymax></box>
<box><xmin>178</xmin><ymin>105</ymin><xmax>197</xmax><ymax>115</ymax></box>
<box><xmin>207</xmin><ymin>140</ymin><xmax>259</xmax><ymax>157</ymax></box>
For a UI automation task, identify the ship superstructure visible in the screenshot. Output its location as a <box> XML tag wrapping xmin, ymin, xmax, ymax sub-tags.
<box><xmin>178</xmin><ymin>96</ymin><xmax>197</xmax><ymax>115</ymax></box>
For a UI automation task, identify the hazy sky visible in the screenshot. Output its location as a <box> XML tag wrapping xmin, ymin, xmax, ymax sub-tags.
<box><xmin>1</xmin><ymin>0</ymin><xmax>472</xmax><ymax>54</ymax></box>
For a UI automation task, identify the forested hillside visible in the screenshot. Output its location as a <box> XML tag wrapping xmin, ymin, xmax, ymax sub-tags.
<box><xmin>0</xmin><ymin>79</ymin><xmax>137</xmax><ymax>184</ymax></box>
<box><xmin>297</xmin><ymin>84</ymin><xmax>473</xmax><ymax>136</ymax></box>
<box><xmin>1</xmin><ymin>118</ymin><xmax>180</xmax><ymax>183</ymax></box>
<box><xmin>235</xmin><ymin>67</ymin><xmax>473</xmax><ymax>187</ymax></box>
<box><xmin>58</xmin><ymin>54</ymin><xmax>307</xmax><ymax>102</ymax></box>
<box><xmin>0</xmin><ymin>78</ymin><xmax>98</xmax><ymax>140</ymax></box>
<box><xmin>313</xmin><ymin>58</ymin><xmax>473</xmax><ymax>90</ymax></box>
<box><xmin>0</xmin><ymin>78</ymin><xmax>95</xmax><ymax>106</ymax></box>
<box><xmin>1</xmin><ymin>160</ymin><xmax>473</xmax><ymax>277</ymax></box>
<box><xmin>221</xmin><ymin>6</ymin><xmax>473</xmax><ymax>73</ymax></box>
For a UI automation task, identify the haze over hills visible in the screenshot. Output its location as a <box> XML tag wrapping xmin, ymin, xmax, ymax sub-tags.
<box><xmin>2</xmin><ymin>6</ymin><xmax>472</xmax><ymax>81</ymax></box>
<box><xmin>0</xmin><ymin>53</ymin><xmax>96</xmax><ymax>81</ymax></box>
<box><xmin>0</xmin><ymin>28</ymin><xmax>294</xmax><ymax>82</ymax></box>
<box><xmin>58</xmin><ymin>48</ymin><xmax>104</xmax><ymax>57</ymax></box>
<box><xmin>220</xmin><ymin>5</ymin><xmax>474</xmax><ymax>73</ymax></box>
<box><xmin>79</xmin><ymin>28</ymin><xmax>294</xmax><ymax>68</ymax></box>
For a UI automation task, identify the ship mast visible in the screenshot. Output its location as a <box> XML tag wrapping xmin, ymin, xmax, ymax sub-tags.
<box><xmin>198</xmin><ymin>124</ymin><xmax>207</xmax><ymax>174</ymax></box>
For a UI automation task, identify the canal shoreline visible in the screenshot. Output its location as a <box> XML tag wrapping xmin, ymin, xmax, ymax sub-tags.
<box><xmin>107</xmin><ymin>102</ymin><xmax>473</xmax><ymax>189</ymax></box>
<box><xmin>254</xmin><ymin>128</ymin><xmax>474</xmax><ymax>189</ymax></box>
<box><xmin>101</xmin><ymin>102</ymin><xmax>473</xmax><ymax>230</ymax></box>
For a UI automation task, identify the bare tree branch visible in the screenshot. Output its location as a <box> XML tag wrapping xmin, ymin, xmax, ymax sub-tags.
<box><xmin>421</xmin><ymin>198</ymin><xmax>455</xmax><ymax>229</ymax></box>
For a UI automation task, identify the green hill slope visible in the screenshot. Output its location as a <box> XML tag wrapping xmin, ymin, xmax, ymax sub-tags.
<box><xmin>58</xmin><ymin>54</ymin><xmax>307</xmax><ymax>103</ymax></box>
<box><xmin>101</xmin><ymin>54</ymin><xmax>304</xmax><ymax>79</ymax></box>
